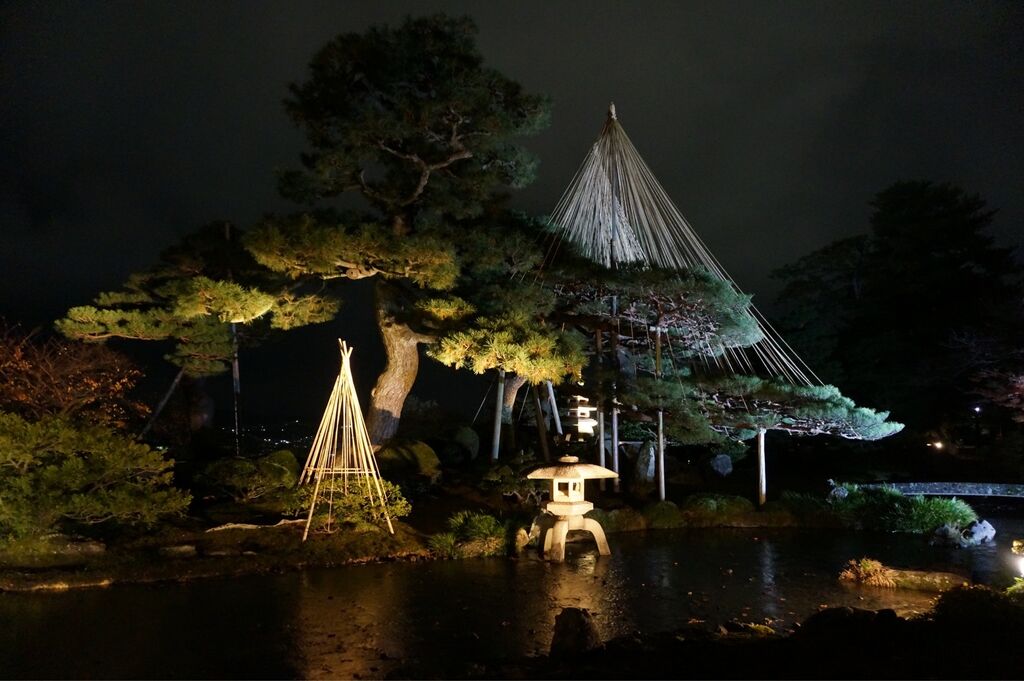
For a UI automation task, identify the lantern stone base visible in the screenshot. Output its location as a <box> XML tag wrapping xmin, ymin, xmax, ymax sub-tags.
<box><xmin>537</xmin><ymin>504</ymin><xmax>611</xmax><ymax>562</ymax></box>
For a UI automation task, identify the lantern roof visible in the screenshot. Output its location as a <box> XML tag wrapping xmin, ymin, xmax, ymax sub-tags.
<box><xmin>527</xmin><ymin>455</ymin><xmax>618</xmax><ymax>481</ymax></box>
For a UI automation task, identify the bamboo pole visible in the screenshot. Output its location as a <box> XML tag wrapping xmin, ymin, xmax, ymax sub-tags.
<box><xmin>491</xmin><ymin>369</ymin><xmax>506</xmax><ymax>462</ymax></box>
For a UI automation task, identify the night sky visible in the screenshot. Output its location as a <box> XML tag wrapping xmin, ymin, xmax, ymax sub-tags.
<box><xmin>2</xmin><ymin>1</ymin><xmax>1022</xmax><ymax>420</ymax></box>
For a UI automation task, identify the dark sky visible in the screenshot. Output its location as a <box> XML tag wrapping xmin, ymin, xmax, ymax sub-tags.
<box><xmin>2</xmin><ymin>1</ymin><xmax>1022</xmax><ymax>420</ymax></box>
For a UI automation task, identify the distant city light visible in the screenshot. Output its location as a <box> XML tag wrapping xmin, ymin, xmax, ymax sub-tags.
<box><xmin>929</xmin><ymin>441</ymin><xmax>944</xmax><ymax>449</ymax></box>
<box><xmin>973</xmin><ymin>406</ymin><xmax>982</xmax><ymax>413</ymax></box>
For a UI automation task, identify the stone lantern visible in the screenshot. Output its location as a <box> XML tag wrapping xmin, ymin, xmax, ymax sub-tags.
<box><xmin>528</xmin><ymin>455</ymin><xmax>618</xmax><ymax>562</ymax></box>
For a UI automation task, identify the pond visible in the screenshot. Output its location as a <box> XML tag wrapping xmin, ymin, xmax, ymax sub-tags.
<box><xmin>2</xmin><ymin>505</ymin><xmax>1022</xmax><ymax>679</ymax></box>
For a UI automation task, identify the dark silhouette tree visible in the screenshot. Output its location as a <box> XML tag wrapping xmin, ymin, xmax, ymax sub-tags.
<box><xmin>774</xmin><ymin>181</ymin><xmax>1021</xmax><ymax>441</ymax></box>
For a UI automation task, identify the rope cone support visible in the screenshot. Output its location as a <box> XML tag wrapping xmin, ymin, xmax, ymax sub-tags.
<box><xmin>546</xmin><ymin>103</ymin><xmax>821</xmax><ymax>387</ymax></box>
<box><xmin>300</xmin><ymin>340</ymin><xmax>395</xmax><ymax>540</ymax></box>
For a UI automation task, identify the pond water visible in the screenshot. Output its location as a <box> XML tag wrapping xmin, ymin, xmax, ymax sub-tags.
<box><xmin>2</xmin><ymin>506</ymin><xmax>1022</xmax><ymax>679</ymax></box>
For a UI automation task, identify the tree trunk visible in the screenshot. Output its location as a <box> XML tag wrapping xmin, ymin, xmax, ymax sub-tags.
<box><xmin>367</xmin><ymin>281</ymin><xmax>430</xmax><ymax>446</ymax></box>
<box><xmin>502</xmin><ymin>374</ymin><xmax>528</xmax><ymax>424</ymax></box>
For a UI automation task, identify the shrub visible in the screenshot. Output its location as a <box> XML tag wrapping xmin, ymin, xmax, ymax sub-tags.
<box><xmin>585</xmin><ymin>507</ymin><xmax>647</xmax><ymax>533</ymax></box>
<box><xmin>839</xmin><ymin>558</ymin><xmax>897</xmax><ymax>588</ymax></box>
<box><xmin>298</xmin><ymin>478</ymin><xmax>411</xmax><ymax>530</ymax></box>
<box><xmin>0</xmin><ymin>412</ymin><xmax>190</xmax><ymax>541</ymax></box>
<box><xmin>931</xmin><ymin>585</ymin><xmax>1024</xmax><ymax>632</ymax></box>
<box><xmin>679</xmin><ymin>493</ymin><xmax>754</xmax><ymax>521</ymax></box>
<box><xmin>831</xmin><ymin>485</ymin><xmax>977</xmax><ymax>533</ymax></box>
<box><xmin>642</xmin><ymin>501</ymin><xmax>683</xmax><ymax>529</ymax></box>
<box><xmin>1006</xmin><ymin>578</ymin><xmax>1024</xmax><ymax>604</ymax></box>
<box><xmin>427</xmin><ymin>511</ymin><xmax>507</xmax><ymax>559</ymax></box>
<box><xmin>200</xmin><ymin>450</ymin><xmax>299</xmax><ymax>504</ymax></box>
<box><xmin>448</xmin><ymin>510</ymin><xmax>504</xmax><ymax>541</ymax></box>
<box><xmin>780</xmin><ymin>486</ymin><xmax>977</xmax><ymax>534</ymax></box>
<box><xmin>428</xmin><ymin>532</ymin><xmax>460</xmax><ymax>559</ymax></box>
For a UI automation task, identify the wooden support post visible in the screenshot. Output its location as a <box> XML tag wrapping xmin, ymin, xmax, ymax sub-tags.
<box><xmin>491</xmin><ymin>369</ymin><xmax>505</xmax><ymax>462</ymax></box>
<box><xmin>757</xmin><ymin>427</ymin><xmax>767</xmax><ymax>507</ymax></box>
<box><xmin>654</xmin><ymin>325</ymin><xmax>666</xmax><ymax>501</ymax></box>
<box><xmin>532</xmin><ymin>386</ymin><xmax>551</xmax><ymax>462</ymax></box>
<box><xmin>657</xmin><ymin>410</ymin><xmax>666</xmax><ymax>501</ymax></box>
<box><xmin>611</xmin><ymin>406</ymin><xmax>620</xmax><ymax>493</ymax></box>
<box><xmin>546</xmin><ymin>381</ymin><xmax>563</xmax><ymax>435</ymax></box>
<box><xmin>596</xmin><ymin>328</ymin><xmax>605</xmax><ymax>490</ymax></box>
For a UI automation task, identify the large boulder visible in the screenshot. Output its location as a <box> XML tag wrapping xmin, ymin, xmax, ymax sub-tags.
<box><xmin>705</xmin><ymin>454</ymin><xmax>733</xmax><ymax>478</ymax></box>
<box><xmin>961</xmin><ymin>519</ymin><xmax>996</xmax><ymax>545</ymax></box>
<box><xmin>633</xmin><ymin>442</ymin><xmax>655</xmax><ymax>483</ymax></box>
<box><xmin>376</xmin><ymin>440</ymin><xmax>442</xmax><ymax>484</ymax></box>
<box><xmin>932</xmin><ymin>520</ymin><xmax>997</xmax><ymax>548</ymax></box>
<box><xmin>550</xmin><ymin>607</ymin><xmax>601</xmax><ymax>657</ymax></box>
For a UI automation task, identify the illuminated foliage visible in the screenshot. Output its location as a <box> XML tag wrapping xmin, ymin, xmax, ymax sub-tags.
<box><xmin>0</xmin><ymin>322</ymin><xmax>146</xmax><ymax>427</ymax></box>
<box><xmin>247</xmin><ymin>15</ymin><xmax>554</xmax><ymax>442</ymax></box>
<box><xmin>0</xmin><ymin>412</ymin><xmax>190</xmax><ymax>540</ymax></box>
<box><xmin>57</xmin><ymin>223</ymin><xmax>338</xmax><ymax>377</ymax></box>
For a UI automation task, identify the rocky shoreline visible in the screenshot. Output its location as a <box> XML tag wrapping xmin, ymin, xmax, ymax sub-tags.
<box><xmin>390</xmin><ymin>593</ymin><xmax>1024</xmax><ymax>679</ymax></box>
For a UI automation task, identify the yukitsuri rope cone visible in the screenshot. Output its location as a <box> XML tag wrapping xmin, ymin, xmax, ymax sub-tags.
<box><xmin>547</xmin><ymin>103</ymin><xmax>821</xmax><ymax>386</ymax></box>
<box><xmin>299</xmin><ymin>340</ymin><xmax>395</xmax><ymax>540</ymax></box>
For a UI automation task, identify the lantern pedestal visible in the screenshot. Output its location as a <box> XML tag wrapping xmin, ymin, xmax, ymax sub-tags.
<box><xmin>537</xmin><ymin>503</ymin><xmax>610</xmax><ymax>562</ymax></box>
<box><xmin>527</xmin><ymin>455</ymin><xmax>617</xmax><ymax>562</ymax></box>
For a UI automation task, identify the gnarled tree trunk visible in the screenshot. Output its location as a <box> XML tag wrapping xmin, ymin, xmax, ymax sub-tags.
<box><xmin>366</xmin><ymin>281</ymin><xmax>432</xmax><ymax>446</ymax></box>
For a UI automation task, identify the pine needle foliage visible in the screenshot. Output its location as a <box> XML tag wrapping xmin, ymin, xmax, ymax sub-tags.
<box><xmin>0</xmin><ymin>412</ymin><xmax>190</xmax><ymax>540</ymax></box>
<box><xmin>57</xmin><ymin>223</ymin><xmax>338</xmax><ymax>376</ymax></box>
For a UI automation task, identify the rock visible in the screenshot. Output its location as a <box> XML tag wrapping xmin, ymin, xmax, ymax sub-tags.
<box><xmin>53</xmin><ymin>539</ymin><xmax>106</xmax><ymax>557</ymax></box>
<box><xmin>890</xmin><ymin>569</ymin><xmax>969</xmax><ymax>592</ymax></box>
<box><xmin>827</xmin><ymin>479</ymin><xmax>849</xmax><ymax>501</ymax></box>
<box><xmin>961</xmin><ymin>520</ymin><xmax>996</xmax><ymax>545</ymax></box>
<box><xmin>437</xmin><ymin>426</ymin><xmax>480</xmax><ymax>464</ymax></box>
<box><xmin>376</xmin><ymin>440</ymin><xmax>442</xmax><ymax>484</ymax></box>
<box><xmin>550</xmin><ymin>607</ymin><xmax>601</xmax><ymax>657</ymax></box>
<box><xmin>795</xmin><ymin>606</ymin><xmax>904</xmax><ymax>641</ymax></box>
<box><xmin>634</xmin><ymin>442</ymin><xmax>655</xmax><ymax>484</ymax></box>
<box><xmin>514</xmin><ymin>528</ymin><xmax>531</xmax><ymax>553</ymax></box>
<box><xmin>705</xmin><ymin>454</ymin><xmax>733</xmax><ymax>478</ymax></box>
<box><xmin>158</xmin><ymin>545</ymin><xmax>197</xmax><ymax>558</ymax></box>
<box><xmin>932</xmin><ymin>520</ymin><xmax>997</xmax><ymax>548</ymax></box>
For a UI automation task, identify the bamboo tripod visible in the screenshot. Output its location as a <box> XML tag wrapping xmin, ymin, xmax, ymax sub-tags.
<box><xmin>299</xmin><ymin>340</ymin><xmax>394</xmax><ymax>540</ymax></box>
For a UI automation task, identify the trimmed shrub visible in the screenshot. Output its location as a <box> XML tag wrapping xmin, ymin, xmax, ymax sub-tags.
<box><xmin>586</xmin><ymin>507</ymin><xmax>646</xmax><ymax>533</ymax></box>
<box><xmin>679</xmin><ymin>493</ymin><xmax>755</xmax><ymax>522</ymax></box>
<box><xmin>642</xmin><ymin>501</ymin><xmax>683</xmax><ymax>529</ymax></box>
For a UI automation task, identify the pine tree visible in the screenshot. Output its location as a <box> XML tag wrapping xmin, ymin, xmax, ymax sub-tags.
<box><xmin>248</xmin><ymin>15</ymin><xmax>551</xmax><ymax>443</ymax></box>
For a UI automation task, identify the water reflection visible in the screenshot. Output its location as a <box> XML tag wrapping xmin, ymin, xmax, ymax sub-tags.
<box><xmin>2</xmin><ymin>513</ymin><xmax>1022</xmax><ymax>679</ymax></box>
